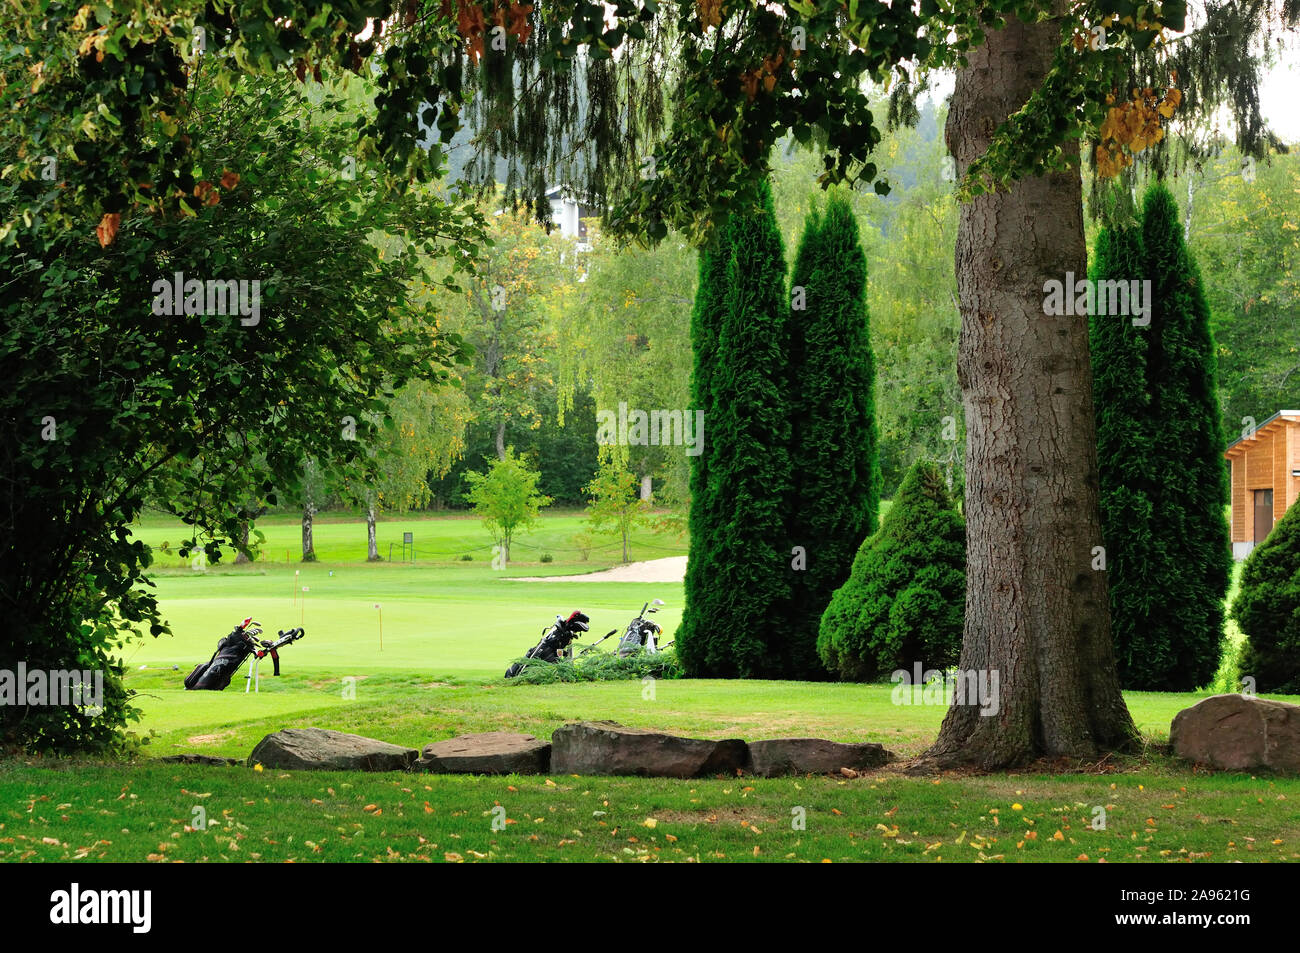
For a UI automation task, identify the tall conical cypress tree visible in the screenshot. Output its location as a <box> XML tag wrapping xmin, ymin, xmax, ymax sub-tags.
<box><xmin>1140</xmin><ymin>183</ymin><xmax>1231</xmax><ymax>691</ymax></box>
<box><xmin>1092</xmin><ymin>184</ymin><xmax>1231</xmax><ymax>690</ymax></box>
<box><xmin>1090</xmin><ymin>213</ymin><xmax>1163</xmax><ymax>687</ymax></box>
<box><xmin>784</xmin><ymin>193</ymin><xmax>879</xmax><ymax>679</ymax></box>
<box><xmin>678</xmin><ymin>181</ymin><xmax>792</xmax><ymax>678</ymax></box>
<box><xmin>677</xmin><ymin>216</ymin><xmax>733</xmax><ymax>677</ymax></box>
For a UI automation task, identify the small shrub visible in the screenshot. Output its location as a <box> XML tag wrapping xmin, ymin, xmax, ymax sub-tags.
<box><xmin>817</xmin><ymin>459</ymin><xmax>965</xmax><ymax>681</ymax></box>
<box><xmin>571</xmin><ymin>533</ymin><xmax>592</xmax><ymax>561</ymax></box>
<box><xmin>459</xmin><ymin>554</ymin><xmax>473</xmax><ymax>561</ymax></box>
<box><xmin>540</xmin><ymin>553</ymin><xmax>554</xmax><ymax>563</ymax></box>
<box><xmin>1231</xmin><ymin>498</ymin><xmax>1300</xmax><ymax>695</ymax></box>
<box><xmin>505</xmin><ymin>650</ymin><xmax>682</xmax><ymax>685</ymax></box>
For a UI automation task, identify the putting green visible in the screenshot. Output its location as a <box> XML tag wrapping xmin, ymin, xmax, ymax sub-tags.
<box><xmin>128</xmin><ymin>564</ymin><xmax>684</xmax><ymax>678</ymax></box>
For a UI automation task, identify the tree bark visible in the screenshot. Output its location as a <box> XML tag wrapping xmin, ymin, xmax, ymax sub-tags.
<box><xmin>914</xmin><ymin>13</ymin><xmax>1138</xmax><ymax>771</ymax></box>
<box><xmin>233</xmin><ymin>502</ymin><xmax>266</xmax><ymax>563</ymax></box>
<box><xmin>234</xmin><ymin>520</ymin><xmax>251</xmax><ymax>564</ymax></box>
<box><xmin>301</xmin><ymin>503</ymin><xmax>316</xmax><ymax>561</ymax></box>
<box><xmin>366</xmin><ymin>503</ymin><xmax>380</xmax><ymax>561</ymax></box>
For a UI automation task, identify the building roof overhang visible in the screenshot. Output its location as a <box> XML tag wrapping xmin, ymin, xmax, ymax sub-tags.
<box><xmin>1224</xmin><ymin>411</ymin><xmax>1300</xmax><ymax>459</ymax></box>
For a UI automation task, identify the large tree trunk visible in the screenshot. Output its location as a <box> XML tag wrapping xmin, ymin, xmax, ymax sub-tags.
<box><xmin>495</xmin><ymin>418</ymin><xmax>507</xmax><ymax>461</ymax></box>
<box><xmin>301</xmin><ymin>503</ymin><xmax>316</xmax><ymax>561</ymax></box>
<box><xmin>915</xmin><ymin>13</ymin><xmax>1137</xmax><ymax>771</ymax></box>
<box><xmin>366</xmin><ymin>503</ymin><xmax>380</xmax><ymax>561</ymax></box>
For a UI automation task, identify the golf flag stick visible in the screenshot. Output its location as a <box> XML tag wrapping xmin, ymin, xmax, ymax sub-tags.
<box><xmin>375</xmin><ymin>604</ymin><xmax>382</xmax><ymax>652</ymax></box>
<box><xmin>301</xmin><ymin>586</ymin><xmax>308</xmax><ymax>627</ymax></box>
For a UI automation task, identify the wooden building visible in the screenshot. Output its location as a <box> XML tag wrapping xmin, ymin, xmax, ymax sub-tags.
<box><xmin>1224</xmin><ymin>410</ymin><xmax>1300</xmax><ymax>559</ymax></box>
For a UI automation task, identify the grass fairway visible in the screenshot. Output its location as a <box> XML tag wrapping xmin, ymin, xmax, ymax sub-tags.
<box><xmin>128</xmin><ymin>507</ymin><xmax>691</xmax><ymax>568</ymax></box>
<box><xmin>124</xmin><ymin>510</ymin><xmax>689</xmax><ymax>679</ymax></box>
<box><xmin>126</xmin><ymin>564</ymin><xmax>684</xmax><ymax>678</ymax></box>
<box><xmin>2</xmin><ymin>511</ymin><xmax>1291</xmax><ymax>865</ymax></box>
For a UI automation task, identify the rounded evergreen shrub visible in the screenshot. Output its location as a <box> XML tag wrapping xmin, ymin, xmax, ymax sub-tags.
<box><xmin>1231</xmin><ymin>497</ymin><xmax>1300</xmax><ymax>695</ymax></box>
<box><xmin>817</xmin><ymin>460</ymin><xmax>965</xmax><ymax>681</ymax></box>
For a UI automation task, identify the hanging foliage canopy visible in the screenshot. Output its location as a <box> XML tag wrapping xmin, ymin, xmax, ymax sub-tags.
<box><xmin>15</xmin><ymin>0</ymin><xmax>1294</xmax><ymax>252</ymax></box>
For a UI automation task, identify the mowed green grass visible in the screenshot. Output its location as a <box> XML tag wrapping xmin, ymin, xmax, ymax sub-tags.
<box><xmin>4</xmin><ymin>509</ymin><xmax>1289</xmax><ymax>864</ymax></box>
<box><xmin>129</xmin><ymin>507</ymin><xmax>688</xmax><ymax>568</ymax></box>
<box><xmin>120</xmin><ymin>510</ymin><xmax>1262</xmax><ymax>764</ymax></box>
<box><xmin>4</xmin><ymin>757</ymin><xmax>1299</xmax><ymax>863</ymax></box>
<box><xmin>125</xmin><ymin>509</ymin><xmax>689</xmax><ymax>680</ymax></box>
<box><xmin>124</xmin><ymin>563</ymin><xmax>684</xmax><ymax>678</ymax></box>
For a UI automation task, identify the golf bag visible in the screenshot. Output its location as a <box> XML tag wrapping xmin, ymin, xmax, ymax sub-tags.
<box><xmin>185</xmin><ymin>618</ymin><xmax>260</xmax><ymax>691</ymax></box>
<box><xmin>504</xmin><ymin>610</ymin><xmax>590</xmax><ymax>678</ymax></box>
<box><xmin>616</xmin><ymin>600</ymin><xmax>664</xmax><ymax>657</ymax></box>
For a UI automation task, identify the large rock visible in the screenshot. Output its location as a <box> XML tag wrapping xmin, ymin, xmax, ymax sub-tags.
<box><xmin>414</xmin><ymin>732</ymin><xmax>550</xmax><ymax>774</ymax></box>
<box><xmin>247</xmin><ymin>727</ymin><xmax>417</xmax><ymax>772</ymax></box>
<box><xmin>1170</xmin><ymin>694</ymin><xmax>1300</xmax><ymax>774</ymax></box>
<box><xmin>747</xmin><ymin>738</ymin><xmax>894</xmax><ymax>777</ymax></box>
<box><xmin>551</xmin><ymin>721</ymin><xmax>747</xmax><ymax>778</ymax></box>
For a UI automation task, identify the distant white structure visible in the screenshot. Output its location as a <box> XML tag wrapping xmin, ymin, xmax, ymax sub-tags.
<box><xmin>544</xmin><ymin>184</ymin><xmax>599</xmax><ymax>252</ymax></box>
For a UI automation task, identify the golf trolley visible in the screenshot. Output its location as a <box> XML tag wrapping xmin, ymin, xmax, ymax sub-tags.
<box><xmin>184</xmin><ymin>618</ymin><xmax>305</xmax><ymax>692</ymax></box>
<box><xmin>245</xmin><ymin>627</ymin><xmax>306</xmax><ymax>693</ymax></box>
<box><xmin>504</xmin><ymin>610</ymin><xmax>590</xmax><ymax>678</ymax></box>
<box><xmin>580</xmin><ymin>599</ymin><xmax>666</xmax><ymax>657</ymax></box>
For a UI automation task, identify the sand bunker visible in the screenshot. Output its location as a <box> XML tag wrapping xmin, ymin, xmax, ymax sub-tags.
<box><xmin>508</xmin><ymin>556</ymin><xmax>687</xmax><ymax>583</ymax></box>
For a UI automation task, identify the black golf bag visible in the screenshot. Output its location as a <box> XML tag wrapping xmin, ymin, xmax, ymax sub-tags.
<box><xmin>616</xmin><ymin>600</ymin><xmax>665</xmax><ymax>657</ymax></box>
<box><xmin>504</xmin><ymin>611</ymin><xmax>590</xmax><ymax>678</ymax></box>
<box><xmin>185</xmin><ymin>619</ymin><xmax>260</xmax><ymax>691</ymax></box>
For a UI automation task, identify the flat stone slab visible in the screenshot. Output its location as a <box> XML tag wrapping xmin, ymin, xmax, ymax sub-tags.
<box><xmin>1171</xmin><ymin>694</ymin><xmax>1300</xmax><ymax>774</ymax></box>
<box><xmin>247</xmin><ymin>727</ymin><xmax>417</xmax><ymax>772</ymax></box>
<box><xmin>158</xmin><ymin>754</ymin><xmax>241</xmax><ymax>766</ymax></box>
<box><xmin>414</xmin><ymin>732</ymin><xmax>550</xmax><ymax>774</ymax></box>
<box><xmin>747</xmin><ymin>738</ymin><xmax>894</xmax><ymax>777</ymax></box>
<box><xmin>551</xmin><ymin>721</ymin><xmax>747</xmax><ymax>778</ymax></box>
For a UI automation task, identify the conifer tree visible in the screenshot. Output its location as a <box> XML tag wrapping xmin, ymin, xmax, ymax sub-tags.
<box><xmin>1232</xmin><ymin>497</ymin><xmax>1300</xmax><ymax>695</ymax></box>
<box><xmin>817</xmin><ymin>459</ymin><xmax>965</xmax><ymax>680</ymax></box>
<box><xmin>1091</xmin><ymin>184</ymin><xmax>1231</xmax><ymax>690</ymax></box>
<box><xmin>1090</xmin><ymin>214</ymin><xmax>1161</xmax><ymax>686</ymax></box>
<box><xmin>1139</xmin><ymin>183</ymin><xmax>1231</xmax><ymax>691</ymax></box>
<box><xmin>784</xmin><ymin>193</ymin><xmax>879</xmax><ymax>678</ymax></box>
<box><xmin>676</xmin><ymin>217</ymin><xmax>733</xmax><ymax>677</ymax></box>
<box><xmin>678</xmin><ymin>182</ymin><xmax>792</xmax><ymax>677</ymax></box>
